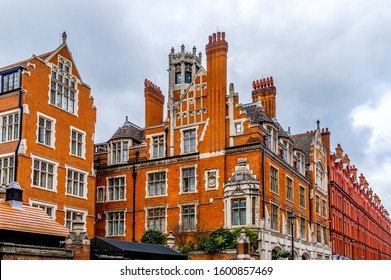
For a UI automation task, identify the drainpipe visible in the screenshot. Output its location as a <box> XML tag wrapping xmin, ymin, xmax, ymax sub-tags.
<box><xmin>261</xmin><ymin>143</ymin><xmax>265</xmax><ymax>219</ymax></box>
<box><xmin>132</xmin><ymin>150</ymin><xmax>140</xmax><ymax>242</ymax></box>
<box><xmin>14</xmin><ymin>69</ymin><xmax>24</xmax><ymax>182</ymax></box>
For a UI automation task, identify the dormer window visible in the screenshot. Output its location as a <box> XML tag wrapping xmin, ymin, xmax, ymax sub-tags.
<box><xmin>1</xmin><ymin>70</ymin><xmax>21</xmax><ymax>93</ymax></box>
<box><xmin>266</xmin><ymin>125</ymin><xmax>278</xmax><ymax>153</ymax></box>
<box><xmin>111</xmin><ymin>141</ymin><xmax>129</xmax><ymax>164</ymax></box>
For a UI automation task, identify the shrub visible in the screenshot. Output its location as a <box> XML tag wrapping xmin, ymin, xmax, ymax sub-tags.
<box><xmin>199</xmin><ymin>227</ymin><xmax>236</xmax><ymax>254</ymax></box>
<box><xmin>232</xmin><ymin>227</ymin><xmax>258</xmax><ymax>250</ymax></box>
<box><xmin>140</xmin><ymin>229</ymin><xmax>166</xmax><ymax>245</ymax></box>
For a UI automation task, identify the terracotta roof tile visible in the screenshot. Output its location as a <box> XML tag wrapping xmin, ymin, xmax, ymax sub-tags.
<box><xmin>0</xmin><ymin>200</ymin><xmax>69</xmax><ymax>237</ymax></box>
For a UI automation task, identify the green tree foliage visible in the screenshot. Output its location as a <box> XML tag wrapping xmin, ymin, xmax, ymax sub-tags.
<box><xmin>140</xmin><ymin>229</ymin><xmax>166</xmax><ymax>245</ymax></box>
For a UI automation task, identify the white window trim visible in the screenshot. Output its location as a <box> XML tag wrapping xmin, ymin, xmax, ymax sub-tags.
<box><xmin>65</xmin><ymin>164</ymin><xmax>88</xmax><ymax>199</ymax></box>
<box><xmin>178</xmin><ymin>202</ymin><xmax>198</xmax><ymax>232</ymax></box>
<box><xmin>286</xmin><ymin>175</ymin><xmax>294</xmax><ymax>202</ymax></box>
<box><xmin>226</xmin><ymin>196</ymin><xmax>250</xmax><ymax>229</ymax></box>
<box><xmin>29</xmin><ymin>199</ymin><xmax>58</xmax><ymax>220</ymax></box>
<box><xmin>0</xmin><ymin>109</ymin><xmax>20</xmax><ymax>143</ymax></box>
<box><xmin>106</xmin><ymin>175</ymin><xmax>127</xmax><ymax>202</ymax></box>
<box><xmin>204</xmin><ymin>168</ymin><xmax>219</xmax><ymax>191</ymax></box>
<box><xmin>31</xmin><ymin>154</ymin><xmax>58</xmax><ymax>192</ymax></box>
<box><xmin>109</xmin><ymin>140</ymin><xmax>130</xmax><ymax>165</ymax></box>
<box><xmin>269</xmin><ymin>164</ymin><xmax>279</xmax><ymax>195</ymax></box>
<box><xmin>36</xmin><ymin>112</ymin><xmax>56</xmax><ymax>149</ymax></box>
<box><xmin>105</xmin><ymin>208</ymin><xmax>126</xmax><ymax>237</ymax></box>
<box><xmin>147</xmin><ymin>133</ymin><xmax>166</xmax><ymax>159</ymax></box>
<box><xmin>299</xmin><ymin>185</ymin><xmax>306</xmax><ymax>209</ymax></box>
<box><xmin>96</xmin><ymin>186</ymin><xmax>105</xmax><ymax>203</ymax></box>
<box><xmin>0</xmin><ymin>152</ymin><xmax>15</xmax><ymax>186</ymax></box>
<box><xmin>64</xmin><ymin>206</ymin><xmax>87</xmax><ymax>231</ymax></box>
<box><xmin>315</xmin><ymin>194</ymin><xmax>321</xmax><ymax>215</ymax></box>
<box><xmin>144</xmin><ymin>205</ymin><xmax>167</xmax><ymax>233</ymax></box>
<box><xmin>145</xmin><ymin>169</ymin><xmax>168</xmax><ymax>198</ymax></box>
<box><xmin>179</xmin><ymin>164</ymin><xmax>198</xmax><ymax>195</ymax></box>
<box><xmin>49</xmin><ymin>55</ymin><xmax>79</xmax><ymax>116</ymax></box>
<box><xmin>69</xmin><ymin>126</ymin><xmax>86</xmax><ymax>159</ymax></box>
<box><xmin>180</xmin><ymin>126</ymin><xmax>198</xmax><ymax>155</ymax></box>
<box><xmin>270</xmin><ymin>201</ymin><xmax>280</xmax><ymax>232</ymax></box>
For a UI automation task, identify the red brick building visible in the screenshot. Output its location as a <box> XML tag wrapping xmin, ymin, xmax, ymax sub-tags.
<box><xmin>95</xmin><ymin>32</ymin><xmax>332</xmax><ymax>259</ymax></box>
<box><xmin>0</xmin><ymin>32</ymin><xmax>97</xmax><ymax>237</ymax></box>
<box><xmin>328</xmin><ymin>144</ymin><xmax>391</xmax><ymax>260</ymax></box>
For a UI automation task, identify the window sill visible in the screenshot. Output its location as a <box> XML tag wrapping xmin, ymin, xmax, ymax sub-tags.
<box><xmin>65</xmin><ymin>193</ymin><xmax>87</xmax><ymax>200</ymax></box>
<box><xmin>31</xmin><ymin>185</ymin><xmax>57</xmax><ymax>193</ymax></box>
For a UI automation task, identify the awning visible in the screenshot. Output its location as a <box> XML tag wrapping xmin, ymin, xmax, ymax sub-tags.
<box><xmin>90</xmin><ymin>237</ymin><xmax>187</xmax><ymax>260</ymax></box>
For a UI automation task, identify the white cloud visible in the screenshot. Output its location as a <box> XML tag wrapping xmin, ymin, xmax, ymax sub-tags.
<box><xmin>351</xmin><ymin>89</ymin><xmax>391</xmax><ymax>211</ymax></box>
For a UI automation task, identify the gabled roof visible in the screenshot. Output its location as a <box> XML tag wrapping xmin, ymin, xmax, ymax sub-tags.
<box><xmin>109</xmin><ymin>118</ymin><xmax>145</xmax><ymax>143</ymax></box>
<box><xmin>0</xmin><ymin>199</ymin><xmax>69</xmax><ymax>237</ymax></box>
<box><xmin>0</xmin><ymin>51</ymin><xmax>54</xmax><ymax>72</ymax></box>
<box><xmin>273</xmin><ymin>118</ymin><xmax>290</xmax><ymax>138</ymax></box>
<box><xmin>291</xmin><ymin>132</ymin><xmax>315</xmax><ymax>164</ymax></box>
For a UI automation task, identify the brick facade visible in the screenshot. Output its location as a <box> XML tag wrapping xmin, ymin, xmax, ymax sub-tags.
<box><xmin>94</xmin><ymin>32</ymin><xmax>332</xmax><ymax>260</ymax></box>
<box><xmin>0</xmin><ymin>33</ymin><xmax>97</xmax><ymax>238</ymax></box>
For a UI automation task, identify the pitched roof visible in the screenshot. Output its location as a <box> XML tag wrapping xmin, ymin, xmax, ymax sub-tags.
<box><xmin>0</xmin><ymin>199</ymin><xmax>69</xmax><ymax>237</ymax></box>
<box><xmin>0</xmin><ymin>51</ymin><xmax>54</xmax><ymax>72</ymax></box>
<box><xmin>291</xmin><ymin>132</ymin><xmax>315</xmax><ymax>164</ymax></box>
<box><xmin>242</xmin><ymin>102</ymin><xmax>274</xmax><ymax>124</ymax></box>
<box><xmin>109</xmin><ymin>118</ymin><xmax>145</xmax><ymax>143</ymax></box>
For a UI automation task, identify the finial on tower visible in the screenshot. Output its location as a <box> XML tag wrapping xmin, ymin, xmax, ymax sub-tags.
<box><xmin>62</xmin><ymin>31</ymin><xmax>67</xmax><ymax>43</ymax></box>
<box><xmin>316</xmin><ymin>119</ymin><xmax>320</xmax><ymax>130</ymax></box>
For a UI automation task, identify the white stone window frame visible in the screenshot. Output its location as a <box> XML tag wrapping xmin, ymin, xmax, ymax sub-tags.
<box><xmin>36</xmin><ymin>112</ymin><xmax>56</xmax><ymax>149</ymax></box>
<box><xmin>0</xmin><ymin>109</ymin><xmax>19</xmax><ymax>143</ymax></box>
<box><xmin>228</xmin><ymin>196</ymin><xmax>249</xmax><ymax>228</ymax></box>
<box><xmin>315</xmin><ymin>194</ymin><xmax>321</xmax><ymax>215</ymax></box>
<box><xmin>265</xmin><ymin>124</ymin><xmax>278</xmax><ymax>153</ymax></box>
<box><xmin>64</xmin><ymin>206</ymin><xmax>87</xmax><ymax>231</ymax></box>
<box><xmin>29</xmin><ymin>199</ymin><xmax>58</xmax><ymax>220</ymax></box>
<box><xmin>180</xmin><ymin>126</ymin><xmax>198</xmax><ymax>154</ymax></box>
<box><xmin>65</xmin><ymin>164</ymin><xmax>88</xmax><ymax>199</ymax></box>
<box><xmin>31</xmin><ymin>154</ymin><xmax>58</xmax><ymax>193</ymax></box>
<box><xmin>144</xmin><ymin>205</ymin><xmax>167</xmax><ymax>233</ymax></box>
<box><xmin>105</xmin><ymin>209</ymin><xmax>126</xmax><ymax>237</ymax></box>
<box><xmin>106</xmin><ymin>175</ymin><xmax>127</xmax><ymax>202</ymax></box>
<box><xmin>145</xmin><ymin>169</ymin><xmax>168</xmax><ymax>198</ymax></box>
<box><xmin>269</xmin><ymin>164</ymin><xmax>279</xmax><ymax>195</ymax></box>
<box><xmin>299</xmin><ymin>216</ymin><xmax>306</xmax><ymax>240</ymax></box>
<box><xmin>0</xmin><ymin>152</ymin><xmax>15</xmax><ymax>186</ymax></box>
<box><xmin>270</xmin><ymin>201</ymin><xmax>280</xmax><ymax>232</ymax></box>
<box><xmin>321</xmin><ymin>198</ymin><xmax>327</xmax><ymax>218</ymax></box>
<box><xmin>299</xmin><ymin>185</ymin><xmax>306</xmax><ymax>209</ymax></box>
<box><xmin>286</xmin><ymin>175</ymin><xmax>294</xmax><ymax>202</ymax></box>
<box><xmin>179</xmin><ymin>164</ymin><xmax>198</xmax><ymax>194</ymax></box>
<box><xmin>69</xmin><ymin>126</ymin><xmax>86</xmax><ymax>159</ymax></box>
<box><xmin>147</xmin><ymin>133</ymin><xmax>165</xmax><ymax>159</ymax></box>
<box><xmin>234</xmin><ymin>120</ymin><xmax>244</xmax><ymax>135</ymax></box>
<box><xmin>49</xmin><ymin>55</ymin><xmax>79</xmax><ymax>116</ymax></box>
<box><xmin>204</xmin><ymin>168</ymin><xmax>219</xmax><ymax>191</ymax></box>
<box><xmin>96</xmin><ymin>186</ymin><xmax>105</xmax><ymax>203</ymax></box>
<box><xmin>178</xmin><ymin>202</ymin><xmax>198</xmax><ymax>232</ymax></box>
<box><xmin>109</xmin><ymin>140</ymin><xmax>130</xmax><ymax>165</ymax></box>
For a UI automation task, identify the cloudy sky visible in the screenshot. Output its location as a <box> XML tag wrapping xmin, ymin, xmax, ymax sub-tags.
<box><xmin>1</xmin><ymin>0</ymin><xmax>390</xmax><ymax>212</ymax></box>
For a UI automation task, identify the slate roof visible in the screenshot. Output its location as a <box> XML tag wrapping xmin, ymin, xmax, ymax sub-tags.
<box><xmin>291</xmin><ymin>132</ymin><xmax>315</xmax><ymax>164</ymax></box>
<box><xmin>109</xmin><ymin>118</ymin><xmax>145</xmax><ymax>143</ymax></box>
<box><xmin>0</xmin><ymin>51</ymin><xmax>54</xmax><ymax>72</ymax></box>
<box><xmin>242</xmin><ymin>103</ymin><xmax>274</xmax><ymax>124</ymax></box>
<box><xmin>0</xmin><ymin>199</ymin><xmax>69</xmax><ymax>237</ymax></box>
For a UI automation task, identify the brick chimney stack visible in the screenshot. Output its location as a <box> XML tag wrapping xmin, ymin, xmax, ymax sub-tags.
<box><xmin>252</xmin><ymin>76</ymin><xmax>277</xmax><ymax>118</ymax></box>
<box><xmin>335</xmin><ymin>144</ymin><xmax>343</xmax><ymax>159</ymax></box>
<box><xmin>144</xmin><ymin>79</ymin><xmax>164</xmax><ymax>128</ymax></box>
<box><xmin>205</xmin><ymin>32</ymin><xmax>228</xmax><ymax>152</ymax></box>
